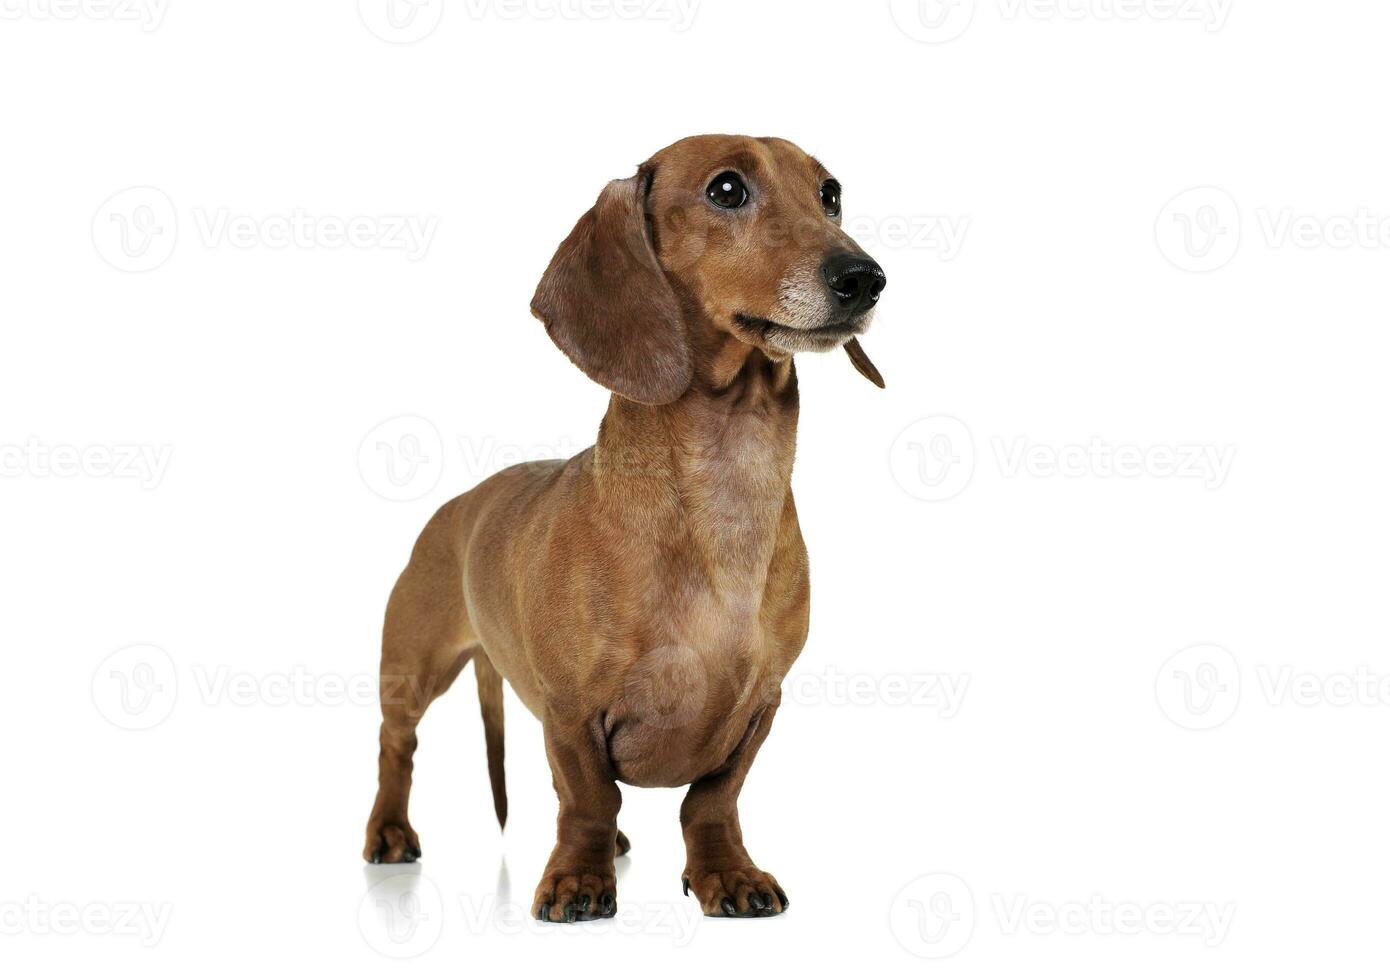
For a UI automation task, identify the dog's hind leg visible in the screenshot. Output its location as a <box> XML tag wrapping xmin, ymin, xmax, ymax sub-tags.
<box><xmin>364</xmin><ymin>513</ymin><xmax>475</xmax><ymax>864</ymax></box>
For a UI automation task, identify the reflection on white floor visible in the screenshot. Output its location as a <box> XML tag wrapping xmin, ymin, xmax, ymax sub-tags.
<box><xmin>357</xmin><ymin>850</ymin><xmax>690</xmax><ymax>955</ymax></box>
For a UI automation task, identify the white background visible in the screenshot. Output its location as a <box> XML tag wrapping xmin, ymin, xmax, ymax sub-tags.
<box><xmin>3</xmin><ymin>0</ymin><xmax>1388</xmax><ymax>975</ymax></box>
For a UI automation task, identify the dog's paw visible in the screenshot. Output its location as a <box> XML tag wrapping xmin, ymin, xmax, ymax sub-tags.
<box><xmin>363</xmin><ymin>820</ymin><xmax>421</xmax><ymax>864</ymax></box>
<box><xmin>683</xmin><ymin>866</ymin><xmax>788</xmax><ymax>917</ymax></box>
<box><xmin>531</xmin><ymin>868</ymin><xmax>617</xmax><ymax>923</ymax></box>
<box><xmin>615</xmin><ymin>829</ymin><xmax>631</xmax><ymax>857</ymax></box>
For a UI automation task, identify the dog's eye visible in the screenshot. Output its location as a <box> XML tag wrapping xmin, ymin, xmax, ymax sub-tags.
<box><xmin>706</xmin><ymin>172</ymin><xmax>749</xmax><ymax>210</ymax></box>
<box><xmin>821</xmin><ymin>179</ymin><xmax>842</xmax><ymax>217</ymax></box>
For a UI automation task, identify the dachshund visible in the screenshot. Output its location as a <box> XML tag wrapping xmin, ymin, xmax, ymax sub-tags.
<box><xmin>364</xmin><ymin>134</ymin><xmax>887</xmax><ymax>921</ymax></box>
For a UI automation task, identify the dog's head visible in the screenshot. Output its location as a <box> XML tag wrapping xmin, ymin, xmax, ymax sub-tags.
<box><xmin>531</xmin><ymin>135</ymin><xmax>887</xmax><ymax>404</ymax></box>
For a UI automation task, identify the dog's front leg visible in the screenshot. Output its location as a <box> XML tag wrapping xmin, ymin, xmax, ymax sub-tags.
<box><xmin>680</xmin><ymin>701</ymin><xmax>788</xmax><ymax>917</ymax></box>
<box><xmin>532</xmin><ymin>715</ymin><xmax>621</xmax><ymax>923</ymax></box>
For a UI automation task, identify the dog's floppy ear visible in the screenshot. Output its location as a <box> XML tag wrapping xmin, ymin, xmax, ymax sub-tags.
<box><xmin>530</xmin><ymin>168</ymin><xmax>692</xmax><ymax>405</ymax></box>
<box><xmin>844</xmin><ymin>338</ymin><xmax>885</xmax><ymax>388</ymax></box>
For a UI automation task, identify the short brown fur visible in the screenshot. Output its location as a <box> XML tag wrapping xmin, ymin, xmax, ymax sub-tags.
<box><xmin>364</xmin><ymin>135</ymin><xmax>885</xmax><ymax>921</ymax></box>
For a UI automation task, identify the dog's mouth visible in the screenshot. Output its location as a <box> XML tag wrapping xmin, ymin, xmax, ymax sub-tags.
<box><xmin>733</xmin><ymin>313</ymin><xmax>868</xmax><ymax>354</ymax></box>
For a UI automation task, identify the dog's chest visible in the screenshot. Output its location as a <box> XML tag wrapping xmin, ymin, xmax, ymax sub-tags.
<box><xmin>608</xmin><ymin>502</ymin><xmax>800</xmax><ymax>789</ymax></box>
<box><xmin>586</xmin><ymin>374</ymin><xmax>806</xmax><ymax>786</ymax></box>
<box><xmin>606</xmin><ymin>622</ymin><xmax>774</xmax><ymax>787</ymax></box>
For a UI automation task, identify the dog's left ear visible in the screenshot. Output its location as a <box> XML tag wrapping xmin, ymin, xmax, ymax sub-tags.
<box><xmin>844</xmin><ymin>338</ymin><xmax>885</xmax><ymax>388</ymax></box>
<box><xmin>530</xmin><ymin>168</ymin><xmax>692</xmax><ymax>405</ymax></box>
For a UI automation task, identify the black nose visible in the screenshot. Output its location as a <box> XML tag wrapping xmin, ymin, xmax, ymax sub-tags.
<box><xmin>822</xmin><ymin>253</ymin><xmax>887</xmax><ymax>313</ymax></box>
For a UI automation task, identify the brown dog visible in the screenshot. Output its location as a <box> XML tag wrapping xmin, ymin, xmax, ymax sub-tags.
<box><xmin>363</xmin><ymin>135</ymin><xmax>887</xmax><ymax>921</ymax></box>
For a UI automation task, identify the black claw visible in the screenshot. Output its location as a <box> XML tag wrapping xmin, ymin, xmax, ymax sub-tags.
<box><xmin>721</xmin><ymin>898</ymin><xmax>737</xmax><ymax>916</ymax></box>
<box><xmin>600</xmin><ymin>893</ymin><xmax>615</xmax><ymax>915</ymax></box>
<box><xmin>579</xmin><ymin>894</ymin><xmax>591</xmax><ymax>912</ymax></box>
<box><xmin>682</xmin><ymin>877</ymin><xmax>690</xmax><ymax>896</ymax></box>
<box><xmin>748</xmin><ymin>892</ymin><xmax>766</xmax><ymax>911</ymax></box>
<box><xmin>370</xmin><ymin>850</ymin><xmax>382</xmax><ymax>864</ymax></box>
<box><xmin>564</xmin><ymin>904</ymin><xmax>578</xmax><ymax>923</ymax></box>
<box><xmin>761</xmin><ymin>892</ymin><xmax>775</xmax><ymax>911</ymax></box>
<box><xmin>775</xmin><ymin>888</ymin><xmax>789</xmax><ymax>910</ymax></box>
<box><xmin>537</xmin><ymin>903</ymin><xmax>551</xmax><ymax>921</ymax></box>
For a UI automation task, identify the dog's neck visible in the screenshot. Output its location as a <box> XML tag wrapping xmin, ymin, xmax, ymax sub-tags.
<box><xmin>592</xmin><ymin>343</ymin><xmax>800</xmax><ymax>576</ymax></box>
